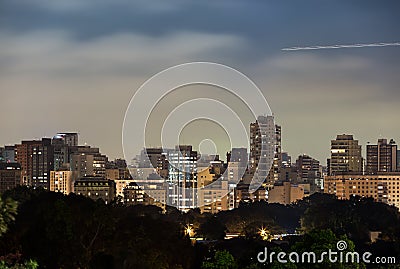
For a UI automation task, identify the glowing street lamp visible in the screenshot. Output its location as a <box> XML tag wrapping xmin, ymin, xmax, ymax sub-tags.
<box><xmin>185</xmin><ymin>224</ymin><xmax>194</xmax><ymax>237</ymax></box>
<box><xmin>258</xmin><ymin>227</ymin><xmax>271</xmax><ymax>241</ymax></box>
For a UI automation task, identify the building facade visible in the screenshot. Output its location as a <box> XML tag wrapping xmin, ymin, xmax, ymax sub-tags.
<box><xmin>74</xmin><ymin>176</ymin><xmax>116</xmax><ymax>204</ymax></box>
<box><xmin>328</xmin><ymin>134</ymin><xmax>363</xmax><ymax>176</ymax></box>
<box><xmin>15</xmin><ymin>139</ymin><xmax>54</xmax><ymax>189</ymax></box>
<box><xmin>167</xmin><ymin>145</ymin><xmax>198</xmax><ymax>210</ymax></box>
<box><xmin>52</xmin><ymin>133</ymin><xmax>78</xmax><ymax>171</ymax></box>
<box><xmin>123</xmin><ymin>180</ymin><xmax>167</xmax><ymax>209</ymax></box>
<box><xmin>268</xmin><ymin>182</ymin><xmax>305</xmax><ymax>205</ymax></box>
<box><xmin>70</xmin><ymin>146</ymin><xmax>107</xmax><ymax>178</ymax></box>
<box><xmin>324</xmin><ymin>173</ymin><xmax>400</xmax><ymax>210</ymax></box>
<box><xmin>366</xmin><ymin>139</ymin><xmax>397</xmax><ymax>174</ymax></box>
<box><xmin>50</xmin><ymin>169</ymin><xmax>78</xmax><ymax>195</ymax></box>
<box><xmin>249</xmin><ymin>115</ymin><xmax>276</xmax><ymax>187</ymax></box>
<box><xmin>0</xmin><ymin>163</ymin><xmax>22</xmax><ymax>193</ymax></box>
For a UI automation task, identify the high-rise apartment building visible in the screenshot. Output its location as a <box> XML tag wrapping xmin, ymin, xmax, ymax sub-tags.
<box><xmin>70</xmin><ymin>146</ymin><xmax>107</xmax><ymax>178</ymax></box>
<box><xmin>249</xmin><ymin>115</ymin><xmax>276</xmax><ymax>185</ymax></box>
<box><xmin>366</xmin><ymin>139</ymin><xmax>397</xmax><ymax>174</ymax></box>
<box><xmin>0</xmin><ymin>163</ymin><xmax>22</xmax><ymax>193</ymax></box>
<box><xmin>295</xmin><ymin>154</ymin><xmax>322</xmax><ymax>193</ymax></box>
<box><xmin>167</xmin><ymin>145</ymin><xmax>197</xmax><ymax>210</ymax></box>
<box><xmin>52</xmin><ymin>133</ymin><xmax>78</xmax><ymax>171</ymax></box>
<box><xmin>15</xmin><ymin>139</ymin><xmax>54</xmax><ymax>189</ymax></box>
<box><xmin>296</xmin><ymin>154</ymin><xmax>320</xmax><ymax>181</ymax></box>
<box><xmin>327</xmin><ymin>134</ymin><xmax>363</xmax><ymax>176</ymax></box>
<box><xmin>398</xmin><ymin>150</ymin><xmax>400</xmax><ymax>172</ymax></box>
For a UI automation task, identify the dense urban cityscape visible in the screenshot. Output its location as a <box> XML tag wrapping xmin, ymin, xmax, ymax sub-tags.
<box><xmin>0</xmin><ymin>116</ymin><xmax>400</xmax><ymax>268</ymax></box>
<box><xmin>1</xmin><ymin>115</ymin><xmax>400</xmax><ymax>212</ymax></box>
<box><xmin>1</xmin><ymin>1</ymin><xmax>400</xmax><ymax>268</ymax></box>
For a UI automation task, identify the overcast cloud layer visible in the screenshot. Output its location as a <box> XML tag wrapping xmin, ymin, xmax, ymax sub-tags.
<box><xmin>1</xmin><ymin>0</ymin><xmax>399</xmax><ymax>164</ymax></box>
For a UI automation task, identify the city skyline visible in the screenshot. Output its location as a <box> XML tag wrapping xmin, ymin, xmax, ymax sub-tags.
<box><xmin>2</xmin><ymin>128</ymin><xmax>400</xmax><ymax>211</ymax></box>
<box><xmin>1</xmin><ymin>2</ymin><xmax>400</xmax><ymax>268</ymax></box>
<box><xmin>1</xmin><ymin>129</ymin><xmax>399</xmax><ymax>166</ymax></box>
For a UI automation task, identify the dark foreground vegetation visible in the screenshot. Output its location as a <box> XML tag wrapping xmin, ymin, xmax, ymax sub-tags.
<box><xmin>0</xmin><ymin>187</ymin><xmax>399</xmax><ymax>269</ymax></box>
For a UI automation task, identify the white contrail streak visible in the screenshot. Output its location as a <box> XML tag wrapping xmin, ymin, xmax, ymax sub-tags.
<box><xmin>282</xmin><ymin>42</ymin><xmax>400</xmax><ymax>51</ymax></box>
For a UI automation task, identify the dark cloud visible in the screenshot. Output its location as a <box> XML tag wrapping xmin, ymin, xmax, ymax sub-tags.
<box><xmin>0</xmin><ymin>0</ymin><xmax>399</xmax><ymax>163</ymax></box>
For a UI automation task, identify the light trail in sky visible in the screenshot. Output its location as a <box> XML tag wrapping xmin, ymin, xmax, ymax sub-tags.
<box><xmin>282</xmin><ymin>42</ymin><xmax>400</xmax><ymax>51</ymax></box>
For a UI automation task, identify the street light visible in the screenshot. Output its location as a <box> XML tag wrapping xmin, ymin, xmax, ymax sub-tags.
<box><xmin>258</xmin><ymin>227</ymin><xmax>271</xmax><ymax>241</ymax></box>
<box><xmin>185</xmin><ymin>224</ymin><xmax>194</xmax><ymax>237</ymax></box>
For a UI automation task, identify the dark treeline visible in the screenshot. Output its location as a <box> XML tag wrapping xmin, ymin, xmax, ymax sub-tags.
<box><xmin>0</xmin><ymin>187</ymin><xmax>399</xmax><ymax>269</ymax></box>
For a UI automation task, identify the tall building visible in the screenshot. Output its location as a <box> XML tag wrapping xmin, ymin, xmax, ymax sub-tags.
<box><xmin>167</xmin><ymin>145</ymin><xmax>198</xmax><ymax>210</ymax></box>
<box><xmin>15</xmin><ymin>139</ymin><xmax>54</xmax><ymax>189</ymax></box>
<box><xmin>264</xmin><ymin>124</ymin><xmax>282</xmax><ymax>184</ymax></box>
<box><xmin>249</xmin><ymin>115</ymin><xmax>276</xmax><ymax>185</ymax></box>
<box><xmin>327</xmin><ymin>134</ymin><xmax>363</xmax><ymax>176</ymax></box>
<box><xmin>398</xmin><ymin>150</ymin><xmax>400</xmax><ymax>172</ymax></box>
<box><xmin>52</xmin><ymin>133</ymin><xmax>78</xmax><ymax>171</ymax></box>
<box><xmin>296</xmin><ymin>155</ymin><xmax>320</xmax><ymax>181</ymax></box>
<box><xmin>325</xmin><ymin>173</ymin><xmax>400</xmax><ymax>211</ymax></box>
<box><xmin>0</xmin><ymin>163</ymin><xmax>22</xmax><ymax>193</ymax></box>
<box><xmin>70</xmin><ymin>146</ymin><xmax>107</xmax><ymax>178</ymax></box>
<box><xmin>295</xmin><ymin>154</ymin><xmax>322</xmax><ymax>193</ymax></box>
<box><xmin>366</xmin><ymin>139</ymin><xmax>397</xmax><ymax>174</ymax></box>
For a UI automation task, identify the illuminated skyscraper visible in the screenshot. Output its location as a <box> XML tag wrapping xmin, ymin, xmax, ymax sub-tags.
<box><xmin>15</xmin><ymin>138</ymin><xmax>54</xmax><ymax>189</ymax></box>
<box><xmin>249</xmin><ymin>115</ymin><xmax>276</xmax><ymax>185</ymax></box>
<box><xmin>366</xmin><ymin>139</ymin><xmax>397</xmax><ymax>174</ymax></box>
<box><xmin>167</xmin><ymin>145</ymin><xmax>197</xmax><ymax>211</ymax></box>
<box><xmin>327</xmin><ymin>134</ymin><xmax>363</xmax><ymax>176</ymax></box>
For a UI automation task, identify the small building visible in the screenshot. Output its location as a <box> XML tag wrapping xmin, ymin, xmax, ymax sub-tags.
<box><xmin>268</xmin><ymin>182</ymin><xmax>304</xmax><ymax>205</ymax></box>
<box><xmin>123</xmin><ymin>180</ymin><xmax>167</xmax><ymax>210</ymax></box>
<box><xmin>74</xmin><ymin>176</ymin><xmax>115</xmax><ymax>204</ymax></box>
